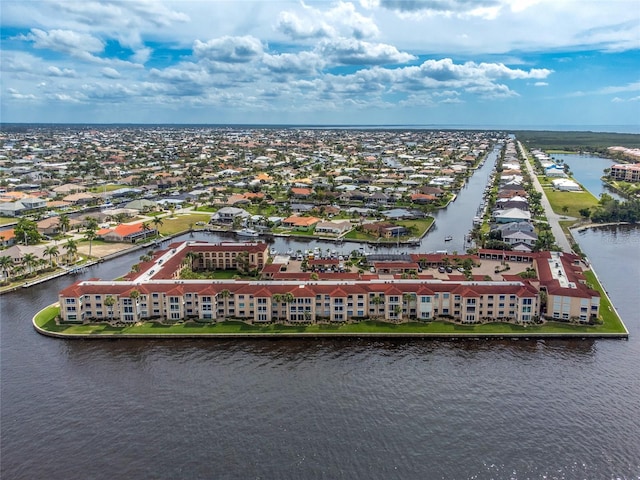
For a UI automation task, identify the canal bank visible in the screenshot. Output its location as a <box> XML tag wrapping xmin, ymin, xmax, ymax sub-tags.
<box><xmin>33</xmin><ymin>303</ymin><xmax>629</xmax><ymax>340</ymax></box>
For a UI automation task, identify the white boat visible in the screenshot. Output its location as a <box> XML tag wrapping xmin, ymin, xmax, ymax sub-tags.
<box><xmin>235</xmin><ymin>228</ymin><xmax>260</xmax><ymax>237</ymax></box>
<box><xmin>444</xmin><ymin>235</ymin><xmax>453</xmax><ymax>242</ymax></box>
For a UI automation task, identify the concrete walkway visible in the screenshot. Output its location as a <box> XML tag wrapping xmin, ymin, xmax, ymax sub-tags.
<box><xmin>518</xmin><ymin>141</ymin><xmax>573</xmax><ymax>253</ymax></box>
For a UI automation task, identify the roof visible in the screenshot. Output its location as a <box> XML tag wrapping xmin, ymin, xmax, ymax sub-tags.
<box><xmin>283</xmin><ymin>215</ymin><xmax>320</xmax><ymax>227</ymax></box>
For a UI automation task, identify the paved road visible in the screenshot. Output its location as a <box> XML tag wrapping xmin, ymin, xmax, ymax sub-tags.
<box><xmin>518</xmin><ymin>141</ymin><xmax>573</xmax><ymax>253</ymax></box>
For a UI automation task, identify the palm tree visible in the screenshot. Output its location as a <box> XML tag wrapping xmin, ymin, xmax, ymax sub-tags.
<box><xmin>393</xmin><ymin>305</ymin><xmax>402</xmax><ymax>322</ymax></box>
<box><xmin>22</xmin><ymin>253</ymin><xmax>38</xmax><ymax>275</ymax></box>
<box><xmin>0</xmin><ymin>255</ymin><xmax>13</xmax><ymax>281</ymax></box>
<box><xmin>64</xmin><ymin>239</ymin><xmax>78</xmax><ymax>264</ymax></box>
<box><xmin>129</xmin><ymin>289</ymin><xmax>140</xmax><ymax>322</ymax></box>
<box><xmin>371</xmin><ymin>295</ymin><xmax>385</xmax><ymax>319</ymax></box>
<box><xmin>152</xmin><ymin>216</ymin><xmax>164</xmax><ymax>236</ymax></box>
<box><xmin>44</xmin><ymin>245</ymin><xmax>60</xmax><ymax>268</ymax></box>
<box><xmin>141</xmin><ymin>221</ymin><xmax>150</xmax><ymax>240</ymax></box>
<box><xmin>85</xmin><ymin>229</ymin><xmax>97</xmax><ymax>258</ymax></box>
<box><xmin>403</xmin><ymin>292</ymin><xmax>416</xmax><ymax>320</ymax></box>
<box><xmin>272</xmin><ymin>293</ymin><xmax>283</xmax><ymax>322</ymax></box>
<box><xmin>283</xmin><ymin>292</ymin><xmax>295</xmax><ymax>322</ymax></box>
<box><xmin>58</xmin><ymin>214</ymin><xmax>70</xmax><ymax>235</ymax></box>
<box><xmin>184</xmin><ymin>251</ymin><xmax>198</xmax><ymax>270</ymax></box>
<box><xmin>104</xmin><ymin>295</ymin><xmax>116</xmax><ymax>320</ymax></box>
<box><xmin>219</xmin><ymin>289</ymin><xmax>231</xmax><ymax>319</ymax></box>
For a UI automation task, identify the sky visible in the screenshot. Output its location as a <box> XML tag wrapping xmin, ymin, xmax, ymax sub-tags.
<box><xmin>1</xmin><ymin>0</ymin><xmax>639</xmax><ymax>128</ymax></box>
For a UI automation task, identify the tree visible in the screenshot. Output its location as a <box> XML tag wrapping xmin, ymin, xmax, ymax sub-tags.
<box><xmin>129</xmin><ymin>289</ymin><xmax>140</xmax><ymax>321</ymax></box>
<box><xmin>64</xmin><ymin>239</ymin><xmax>78</xmax><ymax>263</ymax></box>
<box><xmin>371</xmin><ymin>294</ymin><xmax>385</xmax><ymax>318</ymax></box>
<box><xmin>283</xmin><ymin>292</ymin><xmax>295</xmax><ymax>322</ymax></box>
<box><xmin>84</xmin><ymin>227</ymin><xmax>97</xmax><ymax>258</ymax></box>
<box><xmin>0</xmin><ymin>255</ymin><xmax>13</xmax><ymax>280</ymax></box>
<box><xmin>184</xmin><ymin>251</ymin><xmax>199</xmax><ymax>270</ymax></box>
<box><xmin>58</xmin><ymin>214</ymin><xmax>70</xmax><ymax>235</ymax></box>
<box><xmin>403</xmin><ymin>293</ymin><xmax>416</xmax><ymax>318</ymax></box>
<box><xmin>152</xmin><ymin>216</ymin><xmax>164</xmax><ymax>235</ymax></box>
<box><xmin>22</xmin><ymin>253</ymin><xmax>38</xmax><ymax>275</ymax></box>
<box><xmin>104</xmin><ymin>295</ymin><xmax>116</xmax><ymax>320</ymax></box>
<box><xmin>14</xmin><ymin>218</ymin><xmax>41</xmax><ymax>245</ymax></box>
<box><xmin>534</xmin><ymin>230</ymin><xmax>555</xmax><ymax>252</ymax></box>
<box><xmin>219</xmin><ymin>289</ymin><xmax>231</xmax><ymax>318</ymax></box>
<box><xmin>579</xmin><ymin>208</ymin><xmax>591</xmax><ymax>219</ymax></box>
<box><xmin>44</xmin><ymin>245</ymin><xmax>59</xmax><ymax>268</ymax></box>
<box><xmin>271</xmin><ymin>294</ymin><xmax>283</xmax><ymax>322</ymax></box>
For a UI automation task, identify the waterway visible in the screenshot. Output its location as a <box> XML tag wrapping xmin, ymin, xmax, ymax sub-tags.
<box><xmin>2</xmin><ymin>147</ymin><xmax>640</xmax><ymax>479</ymax></box>
<box><xmin>271</xmin><ymin>145</ymin><xmax>499</xmax><ymax>256</ymax></box>
<box><xmin>549</xmin><ymin>152</ymin><xmax>624</xmax><ymax>201</ymax></box>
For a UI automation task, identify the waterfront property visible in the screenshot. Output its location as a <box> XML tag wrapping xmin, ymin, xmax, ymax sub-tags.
<box><xmin>609</xmin><ymin>162</ymin><xmax>640</xmax><ymax>182</ymax></box>
<box><xmin>56</xmin><ymin>241</ymin><xmax>601</xmax><ymax>326</ymax></box>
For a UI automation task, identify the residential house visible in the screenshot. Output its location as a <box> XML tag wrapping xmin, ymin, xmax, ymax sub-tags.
<box><xmin>0</xmin><ymin>228</ymin><xmax>16</xmax><ymax>247</ymax></box>
<box><xmin>210</xmin><ymin>206</ymin><xmax>251</xmax><ymax>225</ymax></box>
<box><xmin>97</xmin><ymin>223</ymin><xmax>156</xmax><ymax>243</ymax></box>
<box><xmin>362</xmin><ymin>222</ymin><xmax>408</xmax><ymax>238</ymax></box>
<box><xmin>314</xmin><ymin>220</ymin><xmax>352</xmax><ymax>236</ymax></box>
<box><xmin>493</xmin><ymin>208</ymin><xmax>531</xmax><ymax>224</ymax></box>
<box><xmin>552</xmin><ymin>179</ymin><xmax>581</xmax><ymax>191</ymax></box>
<box><xmin>282</xmin><ymin>215</ymin><xmax>321</xmax><ymax>230</ymax></box>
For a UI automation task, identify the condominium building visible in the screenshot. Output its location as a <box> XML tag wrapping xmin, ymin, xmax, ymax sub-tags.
<box><xmin>57</xmin><ymin>242</ymin><xmax>599</xmax><ymax>325</ymax></box>
<box><xmin>610</xmin><ymin>163</ymin><xmax>640</xmax><ymax>182</ymax></box>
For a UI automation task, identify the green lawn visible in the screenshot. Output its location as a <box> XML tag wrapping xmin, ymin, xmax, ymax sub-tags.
<box><xmin>34</xmin><ymin>306</ymin><xmax>627</xmax><ymax>337</ymax></box>
<box><xmin>582</xmin><ymin>270</ymin><xmax>627</xmax><ymax>333</ymax></box>
<box><xmin>0</xmin><ymin>216</ymin><xmax>17</xmax><ymax>226</ymax></box>
<box><xmin>542</xmin><ymin>186</ymin><xmax>599</xmax><ymax>218</ymax></box>
<box><xmin>157</xmin><ymin>213</ymin><xmax>212</xmax><ymax>235</ymax></box>
<box><xmin>397</xmin><ymin>217</ymin><xmax>435</xmax><ymax>235</ymax></box>
<box><xmin>88</xmin><ymin>184</ymin><xmax>127</xmax><ymax>193</ymax></box>
<box><xmin>343</xmin><ymin>217</ymin><xmax>433</xmax><ymax>242</ymax></box>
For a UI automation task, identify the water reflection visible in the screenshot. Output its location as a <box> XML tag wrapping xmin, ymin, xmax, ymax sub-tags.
<box><xmin>58</xmin><ymin>335</ymin><xmax>598</xmax><ymax>364</ymax></box>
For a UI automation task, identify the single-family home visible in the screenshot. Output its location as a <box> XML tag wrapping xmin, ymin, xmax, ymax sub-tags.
<box><xmin>97</xmin><ymin>223</ymin><xmax>157</xmax><ymax>243</ymax></box>
<box><xmin>552</xmin><ymin>179</ymin><xmax>581</xmax><ymax>191</ymax></box>
<box><xmin>314</xmin><ymin>220</ymin><xmax>352</xmax><ymax>236</ymax></box>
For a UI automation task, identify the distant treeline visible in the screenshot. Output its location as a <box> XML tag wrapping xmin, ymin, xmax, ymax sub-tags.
<box><xmin>515</xmin><ymin>130</ymin><xmax>640</xmax><ymax>151</ymax></box>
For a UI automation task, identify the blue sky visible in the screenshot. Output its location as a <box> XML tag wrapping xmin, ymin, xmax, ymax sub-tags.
<box><xmin>1</xmin><ymin>0</ymin><xmax>639</xmax><ymax>128</ymax></box>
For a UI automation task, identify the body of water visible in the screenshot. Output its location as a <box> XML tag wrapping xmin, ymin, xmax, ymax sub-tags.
<box><xmin>2</xmin><ymin>147</ymin><xmax>640</xmax><ymax>479</ymax></box>
<box><xmin>549</xmin><ymin>153</ymin><xmax>623</xmax><ymax>201</ymax></box>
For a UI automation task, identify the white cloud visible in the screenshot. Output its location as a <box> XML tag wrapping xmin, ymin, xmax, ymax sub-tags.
<box><xmin>317</xmin><ymin>38</ymin><xmax>416</xmax><ymax>65</ymax></box>
<box><xmin>534</xmin><ymin>81</ymin><xmax>548</xmax><ymax>86</ymax></box>
<box><xmin>47</xmin><ymin>66</ymin><xmax>77</xmax><ymax>77</ymax></box>
<box><xmin>598</xmin><ymin>82</ymin><xmax>640</xmax><ymax>95</ymax></box>
<box><xmin>21</xmin><ymin>28</ymin><xmax>104</xmax><ymax>59</ymax></box>
<box><xmin>262</xmin><ymin>51</ymin><xmax>324</xmax><ymax>75</ymax></box>
<box><xmin>193</xmin><ymin>36</ymin><xmax>264</xmax><ymax>63</ymax></box>
<box><xmin>276</xmin><ymin>11</ymin><xmax>334</xmax><ymax>40</ymax></box>
<box><xmin>7</xmin><ymin>88</ymin><xmax>37</xmax><ymax>100</ymax></box>
<box><xmin>101</xmin><ymin>67</ymin><xmax>121</xmax><ymax>79</ymax></box>
<box><xmin>378</xmin><ymin>0</ymin><xmax>503</xmax><ymax>18</ymax></box>
<box><xmin>277</xmin><ymin>2</ymin><xmax>379</xmax><ymax>40</ymax></box>
<box><xmin>612</xmin><ymin>96</ymin><xmax>640</xmax><ymax>103</ymax></box>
